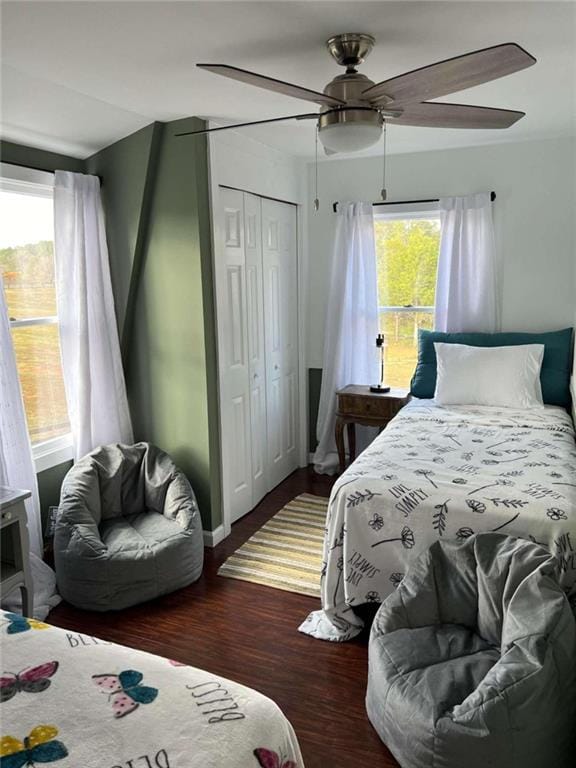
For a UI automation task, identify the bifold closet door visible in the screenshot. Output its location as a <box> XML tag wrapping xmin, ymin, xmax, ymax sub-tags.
<box><xmin>218</xmin><ymin>187</ymin><xmax>253</xmax><ymax>523</ymax></box>
<box><xmin>217</xmin><ymin>189</ymin><xmax>299</xmax><ymax>526</ymax></box>
<box><xmin>261</xmin><ymin>198</ymin><xmax>299</xmax><ymax>489</ymax></box>
<box><xmin>244</xmin><ymin>193</ymin><xmax>268</xmax><ymax>506</ymax></box>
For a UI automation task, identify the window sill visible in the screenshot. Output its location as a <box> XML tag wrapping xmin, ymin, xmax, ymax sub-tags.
<box><xmin>33</xmin><ymin>434</ymin><xmax>74</xmax><ymax>474</ymax></box>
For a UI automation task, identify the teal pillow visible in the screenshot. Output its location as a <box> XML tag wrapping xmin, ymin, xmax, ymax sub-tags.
<box><xmin>410</xmin><ymin>328</ymin><xmax>574</xmax><ymax>407</ymax></box>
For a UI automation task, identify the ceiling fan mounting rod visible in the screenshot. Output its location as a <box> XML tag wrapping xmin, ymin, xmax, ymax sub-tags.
<box><xmin>326</xmin><ymin>33</ymin><xmax>376</xmax><ymax>70</ymax></box>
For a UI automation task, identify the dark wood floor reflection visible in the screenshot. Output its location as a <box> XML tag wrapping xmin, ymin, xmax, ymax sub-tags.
<box><xmin>49</xmin><ymin>467</ymin><xmax>398</xmax><ymax>768</ymax></box>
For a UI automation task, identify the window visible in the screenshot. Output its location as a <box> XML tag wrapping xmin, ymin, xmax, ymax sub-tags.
<box><xmin>374</xmin><ymin>204</ymin><xmax>441</xmax><ymax>389</ymax></box>
<box><xmin>0</xmin><ymin>164</ymin><xmax>71</xmax><ymax>469</ymax></box>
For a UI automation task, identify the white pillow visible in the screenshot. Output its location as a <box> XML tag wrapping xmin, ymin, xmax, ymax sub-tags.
<box><xmin>433</xmin><ymin>343</ymin><xmax>545</xmax><ymax>408</ymax></box>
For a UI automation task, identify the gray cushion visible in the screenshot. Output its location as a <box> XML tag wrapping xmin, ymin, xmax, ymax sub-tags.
<box><xmin>366</xmin><ymin>533</ymin><xmax>576</xmax><ymax>768</ymax></box>
<box><xmin>54</xmin><ymin>442</ymin><xmax>204</xmax><ymax>611</ymax></box>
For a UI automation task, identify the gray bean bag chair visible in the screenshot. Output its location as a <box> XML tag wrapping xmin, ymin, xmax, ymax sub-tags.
<box><xmin>366</xmin><ymin>533</ymin><xmax>576</xmax><ymax>768</ymax></box>
<box><xmin>54</xmin><ymin>443</ymin><xmax>204</xmax><ymax>611</ymax></box>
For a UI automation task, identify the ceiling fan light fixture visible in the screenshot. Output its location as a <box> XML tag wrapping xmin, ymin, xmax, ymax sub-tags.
<box><xmin>318</xmin><ymin>108</ymin><xmax>383</xmax><ymax>153</ymax></box>
<box><xmin>319</xmin><ymin>122</ymin><xmax>382</xmax><ymax>153</ymax></box>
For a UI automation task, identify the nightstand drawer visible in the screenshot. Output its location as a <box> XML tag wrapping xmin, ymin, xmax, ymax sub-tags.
<box><xmin>338</xmin><ymin>394</ymin><xmax>397</xmax><ymax>419</ymax></box>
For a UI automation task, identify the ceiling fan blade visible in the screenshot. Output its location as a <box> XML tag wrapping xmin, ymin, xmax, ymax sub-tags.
<box><xmin>175</xmin><ymin>113</ymin><xmax>318</xmax><ymax>137</ymax></box>
<box><xmin>197</xmin><ymin>63</ymin><xmax>345</xmax><ymax>107</ymax></box>
<box><xmin>389</xmin><ymin>101</ymin><xmax>525</xmax><ymax>129</ymax></box>
<box><xmin>363</xmin><ymin>43</ymin><xmax>536</xmax><ymax>106</ymax></box>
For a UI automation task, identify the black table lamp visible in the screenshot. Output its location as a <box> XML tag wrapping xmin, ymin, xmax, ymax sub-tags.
<box><xmin>370</xmin><ymin>333</ymin><xmax>390</xmax><ymax>393</ymax></box>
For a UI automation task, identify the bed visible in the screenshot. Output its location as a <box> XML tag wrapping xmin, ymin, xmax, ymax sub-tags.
<box><xmin>0</xmin><ymin>610</ymin><xmax>304</xmax><ymax>768</ymax></box>
<box><xmin>299</xmin><ymin>399</ymin><xmax>576</xmax><ymax>641</ymax></box>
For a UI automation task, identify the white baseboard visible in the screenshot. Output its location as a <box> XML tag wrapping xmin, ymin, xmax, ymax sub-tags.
<box><xmin>203</xmin><ymin>525</ymin><xmax>226</xmax><ymax>548</ymax></box>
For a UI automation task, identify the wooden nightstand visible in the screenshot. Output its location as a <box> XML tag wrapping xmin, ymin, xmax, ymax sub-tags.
<box><xmin>335</xmin><ymin>385</ymin><xmax>409</xmax><ymax>473</ymax></box>
<box><xmin>0</xmin><ymin>487</ymin><xmax>33</xmax><ymax>617</ymax></box>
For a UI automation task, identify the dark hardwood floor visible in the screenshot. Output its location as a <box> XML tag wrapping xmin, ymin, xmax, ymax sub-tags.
<box><xmin>49</xmin><ymin>467</ymin><xmax>398</xmax><ymax>768</ymax></box>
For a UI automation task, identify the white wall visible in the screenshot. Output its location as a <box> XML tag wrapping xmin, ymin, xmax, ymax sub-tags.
<box><xmin>208</xmin><ymin>128</ymin><xmax>306</xmax><ymax>204</ymax></box>
<box><xmin>306</xmin><ymin>136</ymin><xmax>576</xmax><ymax>369</ymax></box>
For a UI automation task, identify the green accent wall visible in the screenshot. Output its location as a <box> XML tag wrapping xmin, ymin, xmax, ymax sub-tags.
<box><xmin>87</xmin><ymin>118</ymin><xmax>222</xmax><ymax>530</ymax></box>
<box><xmin>85</xmin><ymin>125</ymin><xmax>156</xmax><ymax>332</ymax></box>
<box><xmin>3</xmin><ymin>129</ymin><xmax>222</xmax><ymax>532</ymax></box>
<box><xmin>1</xmin><ymin>140</ymin><xmax>85</xmax><ymax>173</ymax></box>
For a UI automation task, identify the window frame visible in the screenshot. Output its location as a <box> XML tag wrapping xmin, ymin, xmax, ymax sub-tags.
<box><xmin>373</xmin><ymin>202</ymin><xmax>441</xmax><ymax>388</ymax></box>
<box><xmin>0</xmin><ymin>162</ymin><xmax>73</xmax><ymax>472</ymax></box>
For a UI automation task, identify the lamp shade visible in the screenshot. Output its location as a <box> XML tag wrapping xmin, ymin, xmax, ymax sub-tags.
<box><xmin>319</xmin><ymin>121</ymin><xmax>383</xmax><ymax>153</ymax></box>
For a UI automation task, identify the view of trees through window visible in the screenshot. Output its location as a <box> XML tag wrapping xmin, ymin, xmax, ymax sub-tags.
<box><xmin>374</xmin><ymin>214</ymin><xmax>441</xmax><ymax>389</ymax></box>
<box><xmin>0</xmin><ymin>185</ymin><xmax>70</xmax><ymax>445</ymax></box>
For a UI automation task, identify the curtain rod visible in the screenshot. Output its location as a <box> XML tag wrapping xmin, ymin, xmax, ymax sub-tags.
<box><xmin>1</xmin><ymin>160</ymin><xmax>103</xmax><ymax>185</ymax></box>
<box><xmin>332</xmin><ymin>191</ymin><xmax>496</xmax><ymax>213</ymax></box>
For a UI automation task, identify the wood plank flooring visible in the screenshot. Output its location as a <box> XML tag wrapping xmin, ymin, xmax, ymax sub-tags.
<box><xmin>49</xmin><ymin>468</ymin><xmax>399</xmax><ymax>768</ymax></box>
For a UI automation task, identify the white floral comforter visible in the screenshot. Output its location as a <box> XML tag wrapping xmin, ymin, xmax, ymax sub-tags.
<box><xmin>300</xmin><ymin>400</ymin><xmax>576</xmax><ymax>642</ymax></box>
<box><xmin>0</xmin><ymin>610</ymin><xmax>304</xmax><ymax>768</ymax></box>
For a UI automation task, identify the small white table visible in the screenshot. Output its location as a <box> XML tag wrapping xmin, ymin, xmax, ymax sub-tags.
<box><xmin>0</xmin><ymin>487</ymin><xmax>32</xmax><ymax>617</ymax></box>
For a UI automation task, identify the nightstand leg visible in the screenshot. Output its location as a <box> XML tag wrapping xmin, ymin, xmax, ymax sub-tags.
<box><xmin>347</xmin><ymin>422</ymin><xmax>356</xmax><ymax>464</ymax></box>
<box><xmin>335</xmin><ymin>418</ymin><xmax>346</xmax><ymax>474</ymax></box>
<box><xmin>20</xmin><ymin>584</ymin><xmax>31</xmax><ymax>618</ymax></box>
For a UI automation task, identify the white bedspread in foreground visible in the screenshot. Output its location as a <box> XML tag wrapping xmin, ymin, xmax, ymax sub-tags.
<box><xmin>300</xmin><ymin>400</ymin><xmax>576</xmax><ymax>642</ymax></box>
<box><xmin>0</xmin><ymin>610</ymin><xmax>304</xmax><ymax>768</ymax></box>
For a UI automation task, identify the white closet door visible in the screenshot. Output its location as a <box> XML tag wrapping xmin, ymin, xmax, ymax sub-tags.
<box><xmin>244</xmin><ymin>193</ymin><xmax>267</xmax><ymax>506</ymax></box>
<box><xmin>262</xmin><ymin>198</ymin><xmax>299</xmax><ymax>489</ymax></box>
<box><xmin>217</xmin><ymin>188</ymin><xmax>252</xmax><ymax>523</ymax></box>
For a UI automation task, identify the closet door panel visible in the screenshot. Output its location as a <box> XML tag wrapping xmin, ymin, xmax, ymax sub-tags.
<box><xmin>244</xmin><ymin>193</ymin><xmax>267</xmax><ymax>506</ymax></box>
<box><xmin>285</xmin><ymin>370</ymin><xmax>297</xmax><ymax>456</ymax></box>
<box><xmin>217</xmin><ymin>188</ymin><xmax>252</xmax><ymax>524</ymax></box>
<box><xmin>226</xmin><ymin>265</ymin><xmax>245</xmax><ymax>367</ymax></box>
<box><xmin>231</xmin><ymin>394</ymin><xmax>250</xmax><ymax>496</ymax></box>
<box><xmin>280</xmin><ymin>207</ymin><xmax>298</xmax><ymax>467</ymax></box>
<box><xmin>262</xmin><ymin>203</ymin><xmax>283</xmax><ymax>487</ymax></box>
<box><xmin>262</xmin><ymin>199</ymin><xmax>299</xmax><ymax>489</ymax></box>
<box><xmin>267</xmin><ymin>376</ymin><xmax>283</xmax><ymax>462</ymax></box>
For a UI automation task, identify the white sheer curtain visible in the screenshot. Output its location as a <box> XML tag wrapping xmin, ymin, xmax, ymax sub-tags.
<box><xmin>313</xmin><ymin>202</ymin><xmax>380</xmax><ymax>474</ymax></box>
<box><xmin>0</xmin><ymin>276</ymin><xmax>60</xmax><ymax>618</ymax></box>
<box><xmin>435</xmin><ymin>192</ymin><xmax>498</xmax><ymax>333</ymax></box>
<box><xmin>54</xmin><ymin>172</ymin><xmax>133</xmax><ymax>460</ymax></box>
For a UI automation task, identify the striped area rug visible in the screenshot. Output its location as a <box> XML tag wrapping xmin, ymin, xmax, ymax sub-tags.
<box><xmin>217</xmin><ymin>493</ymin><xmax>328</xmax><ymax>598</ymax></box>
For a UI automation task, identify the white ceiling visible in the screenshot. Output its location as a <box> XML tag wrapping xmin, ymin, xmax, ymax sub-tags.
<box><xmin>2</xmin><ymin>1</ymin><xmax>575</xmax><ymax>160</ymax></box>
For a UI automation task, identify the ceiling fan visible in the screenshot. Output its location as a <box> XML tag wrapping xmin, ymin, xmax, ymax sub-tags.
<box><xmin>176</xmin><ymin>33</ymin><xmax>536</xmax><ymax>154</ymax></box>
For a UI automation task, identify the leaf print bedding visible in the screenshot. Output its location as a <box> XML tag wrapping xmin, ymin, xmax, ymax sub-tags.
<box><xmin>299</xmin><ymin>399</ymin><xmax>576</xmax><ymax>641</ymax></box>
<box><xmin>0</xmin><ymin>611</ymin><xmax>304</xmax><ymax>768</ymax></box>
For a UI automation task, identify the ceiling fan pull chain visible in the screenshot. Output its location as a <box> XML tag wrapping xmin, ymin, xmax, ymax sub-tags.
<box><xmin>381</xmin><ymin>119</ymin><xmax>387</xmax><ymax>201</ymax></box>
<box><xmin>314</xmin><ymin>125</ymin><xmax>320</xmax><ymax>211</ymax></box>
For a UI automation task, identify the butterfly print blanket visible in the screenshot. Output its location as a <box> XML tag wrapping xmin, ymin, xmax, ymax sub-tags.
<box><xmin>300</xmin><ymin>400</ymin><xmax>576</xmax><ymax>641</ymax></box>
<box><xmin>0</xmin><ymin>610</ymin><xmax>304</xmax><ymax>767</ymax></box>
